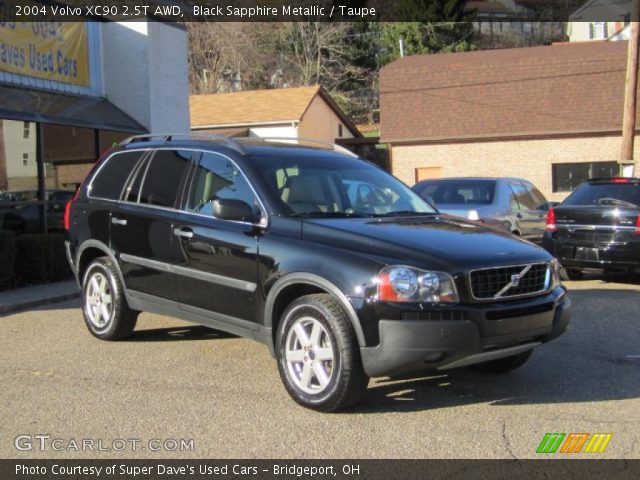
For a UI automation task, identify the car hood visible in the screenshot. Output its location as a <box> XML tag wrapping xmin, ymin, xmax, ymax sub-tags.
<box><xmin>301</xmin><ymin>215</ymin><xmax>549</xmax><ymax>272</ymax></box>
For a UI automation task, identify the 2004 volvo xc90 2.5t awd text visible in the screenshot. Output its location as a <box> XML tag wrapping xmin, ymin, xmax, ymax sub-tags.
<box><xmin>65</xmin><ymin>135</ymin><xmax>571</xmax><ymax>411</ymax></box>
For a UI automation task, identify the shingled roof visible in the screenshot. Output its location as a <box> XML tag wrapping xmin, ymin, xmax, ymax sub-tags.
<box><xmin>380</xmin><ymin>41</ymin><xmax>638</xmax><ymax>144</ymax></box>
<box><xmin>190</xmin><ymin>85</ymin><xmax>361</xmax><ymax>137</ymax></box>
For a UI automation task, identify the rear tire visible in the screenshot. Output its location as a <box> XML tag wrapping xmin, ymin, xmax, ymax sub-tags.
<box><xmin>275</xmin><ymin>294</ymin><xmax>368</xmax><ymax>412</ymax></box>
<box><xmin>470</xmin><ymin>350</ymin><xmax>532</xmax><ymax>374</ymax></box>
<box><xmin>82</xmin><ymin>257</ymin><xmax>138</xmax><ymax>340</ymax></box>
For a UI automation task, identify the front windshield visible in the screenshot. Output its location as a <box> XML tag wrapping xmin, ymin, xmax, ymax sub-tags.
<box><xmin>252</xmin><ymin>153</ymin><xmax>436</xmax><ymax>217</ymax></box>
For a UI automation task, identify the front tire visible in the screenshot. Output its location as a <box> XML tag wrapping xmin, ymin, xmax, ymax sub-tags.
<box><xmin>470</xmin><ymin>350</ymin><xmax>532</xmax><ymax>374</ymax></box>
<box><xmin>82</xmin><ymin>257</ymin><xmax>138</xmax><ymax>340</ymax></box>
<box><xmin>276</xmin><ymin>294</ymin><xmax>368</xmax><ymax>412</ymax></box>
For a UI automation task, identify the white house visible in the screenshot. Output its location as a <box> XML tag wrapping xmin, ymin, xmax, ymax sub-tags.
<box><xmin>568</xmin><ymin>0</ymin><xmax>631</xmax><ymax>42</ymax></box>
<box><xmin>190</xmin><ymin>86</ymin><xmax>361</xmax><ymax>143</ymax></box>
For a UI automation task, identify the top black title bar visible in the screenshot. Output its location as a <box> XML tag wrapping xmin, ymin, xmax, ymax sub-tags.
<box><xmin>0</xmin><ymin>0</ymin><xmax>633</xmax><ymax>22</ymax></box>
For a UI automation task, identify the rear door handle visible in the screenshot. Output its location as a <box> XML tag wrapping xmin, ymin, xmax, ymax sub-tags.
<box><xmin>111</xmin><ymin>217</ymin><xmax>127</xmax><ymax>226</ymax></box>
<box><xmin>173</xmin><ymin>227</ymin><xmax>194</xmax><ymax>239</ymax></box>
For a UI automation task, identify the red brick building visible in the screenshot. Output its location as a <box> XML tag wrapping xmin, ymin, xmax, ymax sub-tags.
<box><xmin>380</xmin><ymin>41</ymin><xmax>640</xmax><ymax>201</ymax></box>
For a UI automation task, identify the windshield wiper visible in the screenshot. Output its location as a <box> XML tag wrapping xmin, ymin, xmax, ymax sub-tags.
<box><xmin>288</xmin><ymin>212</ymin><xmax>368</xmax><ymax>218</ymax></box>
<box><xmin>371</xmin><ymin>210</ymin><xmax>438</xmax><ymax>217</ymax></box>
<box><xmin>597</xmin><ymin>197</ymin><xmax>639</xmax><ymax>208</ymax></box>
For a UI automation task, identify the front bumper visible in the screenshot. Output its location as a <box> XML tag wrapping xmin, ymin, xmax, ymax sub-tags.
<box><xmin>359</xmin><ymin>287</ymin><xmax>570</xmax><ymax>377</ymax></box>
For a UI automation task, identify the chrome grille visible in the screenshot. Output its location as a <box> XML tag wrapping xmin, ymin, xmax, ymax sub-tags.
<box><xmin>470</xmin><ymin>263</ymin><xmax>550</xmax><ymax>300</ymax></box>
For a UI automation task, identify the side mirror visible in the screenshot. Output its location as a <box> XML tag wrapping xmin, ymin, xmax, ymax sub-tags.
<box><xmin>212</xmin><ymin>198</ymin><xmax>256</xmax><ymax>222</ymax></box>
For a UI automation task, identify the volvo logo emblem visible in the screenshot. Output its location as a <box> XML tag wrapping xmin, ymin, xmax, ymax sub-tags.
<box><xmin>494</xmin><ymin>264</ymin><xmax>533</xmax><ymax>298</ymax></box>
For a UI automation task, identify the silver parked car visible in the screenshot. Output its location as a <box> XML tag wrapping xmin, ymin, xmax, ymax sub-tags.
<box><xmin>412</xmin><ymin>177</ymin><xmax>554</xmax><ymax>244</ymax></box>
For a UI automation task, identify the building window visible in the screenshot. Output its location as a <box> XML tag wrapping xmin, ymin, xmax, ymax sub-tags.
<box><xmin>338</xmin><ymin>124</ymin><xmax>343</xmax><ymax>138</ymax></box>
<box><xmin>22</xmin><ymin>153</ymin><xmax>28</xmax><ymax>166</ymax></box>
<box><xmin>23</xmin><ymin>122</ymin><xmax>30</xmax><ymax>139</ymax></box>
<box><xmin>590</xmin><ymin>22</ymin><xmax>608</xmax><ymax>39</ymax></box>
<box><xmin>552</xmin><ymin>161</ymin><xmax>619</xmax><ymax>192</ymax></box>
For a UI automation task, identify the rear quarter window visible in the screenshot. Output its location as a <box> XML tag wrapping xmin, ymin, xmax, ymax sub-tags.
<box><xmin>89</xmin><ymin>151</ymin><xmax>145</xmax><ymax>200</ymax></box>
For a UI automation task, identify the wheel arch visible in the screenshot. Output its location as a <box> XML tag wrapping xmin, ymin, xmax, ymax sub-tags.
<box><xmin>263</xmin><ymin>273</ymin><xmax>366</xmax><ymax>352</ymax></box>
<box><xmin>77</xmin><ymin>240</ymin><xmax>125</xmax><ymax>288</ymax></box>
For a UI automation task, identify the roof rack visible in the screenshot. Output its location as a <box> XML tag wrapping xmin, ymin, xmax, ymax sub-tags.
<box><xmin>240</xmin><ymin>137</ymin><xmax>359</xmax><ymax>158</ymax></box>
<box><xmin>119</xmin><ymin>133</ymin><xmax>359</xmax><ymax>158</ymax></box>
<box><xmin>119</xmin><ymin>133</ymin><xmax>247</xmax><ymax>154</ymax></box>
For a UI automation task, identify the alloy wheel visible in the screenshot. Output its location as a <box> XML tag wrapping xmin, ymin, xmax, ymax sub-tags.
<box><xmin>284</xmin><ymin>316</ymin><xmax>335</xmax><ymax>394</ymax></box>
<box><xmin>85</xmin><ymin>271</ymin><xmax>113</xmax><ymax>328</ymax></box>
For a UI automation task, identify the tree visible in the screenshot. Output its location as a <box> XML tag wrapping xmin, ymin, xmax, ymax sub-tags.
<box><xmin>379</xmin><ymin>0</ymin><xmax>476</xmax><ymax>65</ymax></box>
<box><xmin>277</xmin><ymin>22</ymin><xmax>368</xmax><ymax>90</ymax></box>
<box><xmin>187</xmin><ymin>23</ymin><xmax>285</xmax><ymax>94</ymax></box>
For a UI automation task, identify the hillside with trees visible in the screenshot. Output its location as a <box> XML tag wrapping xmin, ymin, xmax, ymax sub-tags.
<box><xmin>187</xmin><ymin>1</ymin><xmax>567</xmax><ymax>125</ymax></box>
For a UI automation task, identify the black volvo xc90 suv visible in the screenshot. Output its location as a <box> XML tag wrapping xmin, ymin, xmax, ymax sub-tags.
<box><xmin>65</xmin><ymin>135</ymin><xmax>571</xmax><ymax>411</ymax></box>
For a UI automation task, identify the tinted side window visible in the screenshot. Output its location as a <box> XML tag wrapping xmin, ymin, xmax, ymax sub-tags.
<box><xmin>509</xmin><ymin>182</ymin><xmax>537</xmax><ymax>210</ymax></box>
<box><xmin>526</xmin><ymin>184</ymin><xmax>548</xmax><ymax>210</ymax></box>
<box><xmin>138</xmin><ymin>150</ymin><xmax>191</xmax><ymax>208</ymax></box>
<box><xmin>509</xmin><ymin>187</ymin><xmax>520</xmax><ymax>210</ymax></box>
<box><xmin>90</xmin><ymin>151</ymin><xmax>143</xmax><ymax>200</ymax></box>
<box><xmin>187</xmin><ymin>153</ymin><xmax>259</xmax><ymax>216</ymax></box>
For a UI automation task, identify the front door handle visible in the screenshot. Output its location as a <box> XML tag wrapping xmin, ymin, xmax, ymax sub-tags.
<box><xmin>111</xmin><ymin>217</ymin><xmax>127</xmax><ymax>226</ymax></box>
<box><xmin>173</xmin><ymin>227</ymin><xmax>194</xmax><ymax>239</ymax></box>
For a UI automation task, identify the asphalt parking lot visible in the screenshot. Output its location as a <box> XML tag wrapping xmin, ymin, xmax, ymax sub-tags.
<box><xmin>1</xmin><ymin>274</ymin><xmax>639</xmax><ymax>459</ymax></box>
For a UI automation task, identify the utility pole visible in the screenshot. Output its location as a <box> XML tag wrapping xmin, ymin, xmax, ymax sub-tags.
<box><xmin>621</xmin><ymin>0</ymin><xmax>640</xmax><ymax>175</ymax></box>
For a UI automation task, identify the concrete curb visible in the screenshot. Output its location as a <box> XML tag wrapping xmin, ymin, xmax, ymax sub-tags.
<box><xmin>0</xmin><ymin>287</ymin><xmax>80</xmax><ymax>316</ymax></box>
<box><xmin>0</xmin><ymin>292</ymin><xmax>80</xmax><ymax>316</ymax></box>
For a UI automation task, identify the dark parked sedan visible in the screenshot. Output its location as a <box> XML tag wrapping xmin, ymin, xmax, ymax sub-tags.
<box><xmin>543</xmin><ymin>177</ymin><xmax>640</xmax><ymax>279</ymax></box>
<box><xmin>412</xmin><ymin>177</ymin><xmax>553</xmax><ymax>244</ymax></box>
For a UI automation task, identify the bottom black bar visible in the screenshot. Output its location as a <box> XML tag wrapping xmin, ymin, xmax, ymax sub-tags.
<box><xmin>2</xmin><ymin>459</ymin><xmax>640</xmax><ymax>480</ymax></box>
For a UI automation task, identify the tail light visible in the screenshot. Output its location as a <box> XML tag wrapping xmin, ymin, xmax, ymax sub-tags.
<box><xmin>63</xmin><ymin>189</ymin><xmax>80</xmax><ymax>231</ymax></box>
<box><xmin>546</xmin><ymin>207</ymin><xmax>556</xmax><ymax>232</ymax></box>
<box><xmin>635</xmin><ymin>214</ymin><xmax>640</xmax><ymax>236</ymax></box>
<box><xmin>63</xmin><ymin>147</ymin><xmax>113</xmax><ymax>231</ymax></box>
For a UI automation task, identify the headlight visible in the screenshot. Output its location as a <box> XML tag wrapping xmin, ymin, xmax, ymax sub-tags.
<box><xmin>378</xmin><ymin>266</ymin><xmax>459</xmax><ymax>303</ymax></box>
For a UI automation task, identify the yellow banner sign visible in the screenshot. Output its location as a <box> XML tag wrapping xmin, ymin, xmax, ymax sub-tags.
<box><xmin>0</xmin><ymin>21</ymin><xmax>90</xmax><ymax>87</ymax></box>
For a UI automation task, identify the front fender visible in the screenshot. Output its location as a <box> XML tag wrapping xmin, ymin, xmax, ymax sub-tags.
<box><xmin>263</xmin><ymin>273</ymin><xmax>367</xmax><ymax>354</ymax></box>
